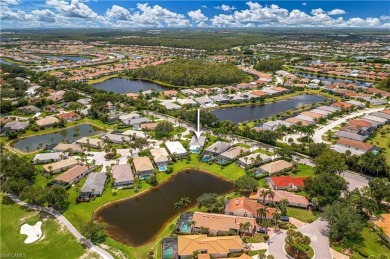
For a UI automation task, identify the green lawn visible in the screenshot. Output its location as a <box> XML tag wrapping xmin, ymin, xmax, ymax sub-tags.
<box><xmin>368</xmin><ymin>125</ymin><xmax>390</xmax><ymax>166</ymax></box>
<box><xmin>0</xmin><ymin>195</ymin><xmax>88</xmax><ymax>259</ymax></box>
<box><xmin>333</xmin><ymin>227</ymin><xmax>390</xmax><ymax>259</ymax></box>
<box><xmin>287</xmin><ymin>208</ymin><xmax>318</xmax><ymax>223</ymax></box>
<box><xmin>243</xmin><ymin>233</ymin><xmax>267</xmax><ymax>243</ymax></box>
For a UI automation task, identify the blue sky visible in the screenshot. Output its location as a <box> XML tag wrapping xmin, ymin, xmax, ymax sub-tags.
<box><xmin>1</xmin><ymin>0</ymin><xmax>389</xmax><ymax>28</ymax></box>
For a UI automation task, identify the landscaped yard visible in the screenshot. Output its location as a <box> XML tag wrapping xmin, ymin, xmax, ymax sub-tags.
<box><xmin>287</xmin><ymin>208</ymin><xmax>318</xmax><ymax>223</ymax></box>
<box><xmin>368</xmin><ymin>125</ymin><xmax>390</xmax><ymax>166</ymax></box>
<box><xmin>0</xmin><ymin>195</ymin><xmax>89</xmax><ymax>259</ymax></box>
<box><xmin>243</xmin><ymin>233</ymin><xmax>267</xmax><ymax>243</ymax></box>
<box><xmin>332</xmin><ymin>227</ymin><xmax>390</xmax><ymax>259</ymax></box>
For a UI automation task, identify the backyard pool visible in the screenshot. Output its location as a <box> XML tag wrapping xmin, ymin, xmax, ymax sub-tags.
<box><xmin>158</xmin><ymin>165</ymin><xmax>167</xmax><ymax>172</ymax></box>
<box><xmin>201</xmin><ymin>155</ymin><xmax>212</xmax><ymax>162</ymax></box>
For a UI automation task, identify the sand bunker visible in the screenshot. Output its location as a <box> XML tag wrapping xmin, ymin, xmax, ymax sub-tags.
<box><xmin>20</xmin><ymin>221</ymin><xmax>43</xmax><ymax>244</ymax></box>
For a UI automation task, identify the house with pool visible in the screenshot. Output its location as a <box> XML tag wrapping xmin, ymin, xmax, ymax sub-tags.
<box><xmin>237</xmin><ymin>153</ymin><xmax>271</xmax><ymax>168</ymax></box>
<box><xmin>112</xmin><ymin>164</ymin><xmax>134</xmax><ymax>188</ymax></box>
<box><xmin>150</xmin><ymin>148</ymin><xmax>170</xmax><ymax>171</ymax></box>
<box><xmin>165</xmin><ymin>141</ymin><xmax>187</xmax><ymax>158</ymax></box>
<box><xmin>215</xmin><ymin>146</ymin><xmax>248</xmax><ymax>165</ymax></box>
<box><xmin>133</xmin><ymin>156</ymin><xmax>154</xmax><ymax>179</ymax></box>
<box><xmin>189</xmin><ymin>135</ymin><xmax>206</xmax><ymax>153</ymax></box>
<box><xmin>202</xmin><ymin>141</ymin><xmax>230</xmax><ymax>162</ymax></box>
<box><xmin>78</xmin><ymin>172</ymin><xmax>107</xmax><ymax>201</ymax></box>
<box><xmin>42</xmin><ymin>158</ymin><xmax>79</xmax><ymax>174</ymax></box>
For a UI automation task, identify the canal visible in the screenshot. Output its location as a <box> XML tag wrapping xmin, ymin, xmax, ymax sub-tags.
<box><xmin>212</xmin><ymin>94</ymin><xmax>326</xmax><ymax>124</ymax></box>
<box><xmin>94</xmin><ymin>169</ymin><xmax>233</xmax><ymax>247</ymax></box>
<box><xmin>93</xmin><ymin>78</ymin><xmax>170</xmax><ymax>93</ymax></box>
<box><xmin>44</xmin><ymin>55</ymin><xmax>90</xmax><ymax>62</ymax></box>
<box><xmin>12</xmin><ymin>124</ymin><xmax>103</xmax><ymax>152</ymax></box>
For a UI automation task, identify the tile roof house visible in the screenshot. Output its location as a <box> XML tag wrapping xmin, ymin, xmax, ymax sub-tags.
<box><xmin>374</xmin><ymin>214</ymin><xmax>390</xmax><ymax>243</ymax></box>
<box><xmin>336</xmin><ymin>138</ymin><xmax>377</xmax><ymax>152</ymax></box>
<box><xmin>53</xmin><ymin>143</ymin><xmax>83</xmax><ymax>153</ymax></box>
<box><xmin>225</xmin><ymin>196</ymin><xmax>276</xmax><ymax>219</ymax></box>
<box><xmin>163</xmin><ymin>90</ymin><xmax>178</xmax><ymax>97</ymax></box>
<box><xmin>80</xmin><ymin>172</ymin><xmax>107</xmax><ymax>197</ymax></box>
<box><xmin>76</xmin><ymin>137</ymin><xmax>103</xmax><ymax>148</ymax></box>
<box><xmin>150</xmin><ymin>148</ymin><xmax>170</xmax><ymax>165</ymax></box>
<box><xmin>43</xmin><ymin>158</ymin><xmax>79</xmax><ymax>174</ymax></box>
<box><xmin>165</xmin><ymin>141</ymin><xmax>187</xmax><ymax>157</ymax></box>
<box><xmin>57</xmin><ymin>112</ymin><xmax>81</xmax><ymax>122</ymax></box>
<box><xmin>192</xmin><ymin>212</ymin><xmax>256</xmax><ymax>235</ymax></box>
<box><xmin>3</xmin><ymin>121</ymin><xmax>29</xmax><ymax>132</ymax></box>
<box><xmin>17</xmin><ymin>105</ymin><xmax>41</xmax><ymax>114</ymax></box>
<box><xmin>215</xmin><ymin>146</ymin><xmax>248</xmax><ymax>165</ymax></box>
<box><xmin>36</xmin><ymin>116</ymin><xmax>60</xmax><ymax>127</ymax></box>
<box><xmin>268</xmin><ymin>176</ymin><xmax>308</xmax><ymax>190</ymax></box>
<box><xmin>257</xmin><ymin>160</ymin><xmax>294</xmax><ymax>176</ymax></box>
<box><xmin>112</xmin><ymin>164</ymin><xmax>134</xmax><ymax>188</ymax></box>
<box><xmin>140</xmin><ymin>122</ymin><xmax>160</xmax><ymax>131</ymax></box>
<box><xmin>335</xmin><ymin>131</ymin><xmax>368</xmax><ymax>141</ymax></box>
<box><xmin>204</xmin><ymin>141</ymin><xmax>231</xmax><ymax>157</ymax></box>
<box><xmin>189</xmin><ymin>135</ymin><xmax>207</xmax><ymax>153</ymax></box>
<box><xmin>251</xmin><ymin>188</ymin><xmax>309</xmax><ymax>208</ymax></box>
<box><xmin>101</xmin><ymin>133</ymin><xmax>130</xmax><ymax>144</ymax></box>
<box><xmin>54</xmin><ymin>165</ymin><xmax>91</xmax><ymax>185</ymax></box>
<box><xmin>237</xmin><ymin>153</ymin><xmax>272</xmax><ymax>168</ymax></box>
<box><xmin>33</xmin><ymin>152</ymin><xmax>67</xmax><ymax>164</ymax></box>
<box><xmin>133</xmin><ymin>157</ymin><xmax>154</xmax><ymax>179</ymax></box>
<box><xmin>177</xmin><ymin>235</ymin><xmax>243</xmax><ymax>258</ymax></box>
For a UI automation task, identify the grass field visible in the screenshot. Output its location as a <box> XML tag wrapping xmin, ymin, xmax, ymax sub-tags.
<box><xmin>287</xmin><ymin>208</ymin><xmax>318</xmax><ymax>223</ymax></box>
<box><xmin>367</xmin><ymin>125</ymin><xmax>390</xmax><ymax>166</ymax></box>
<box><xmin>0</xmin><ymin>195</ymin><xmax>89</xmax><ymax>259</ymax></box>
<box><xmin>333</xmin><ymin>227</ymin><xmax>390</xmax><ymax>259</ymax></box>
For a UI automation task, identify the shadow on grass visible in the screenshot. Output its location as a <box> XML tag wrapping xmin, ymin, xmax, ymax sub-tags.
<box><xmin>1</xmin><ymin>195</ymin><xmax>16</xmax><ymax>205</ymax></box>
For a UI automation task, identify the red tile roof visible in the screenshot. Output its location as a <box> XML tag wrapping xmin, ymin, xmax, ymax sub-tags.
<box><xmin>58</xmin><ymin>112</ymin><xmax>81</xmax><ymax>120</ymax></box>
<box><xmin>269</xmin><ymin>176</ymin><xmax>307</xmax><ymax>188</ymax></box>
<box><xmin>349</xmin><ymin>119</ymin><xmax>372</xmax><ymax>127</ymax></box>
<box><xmin>337</xmin><ymin>138</ymin><xmax>374</xmax><ymax>151</ymax></box>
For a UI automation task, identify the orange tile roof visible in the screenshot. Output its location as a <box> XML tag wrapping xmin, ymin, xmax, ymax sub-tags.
<box><xmin>251</xmin><ymin>91</ymin><xmax>267</xmax><ymax>97</ymax></box>
<box><xmin>375</xmin><ymin>214</ymin><xmax>390</xmax><ymax>237</ymax></box>
<box><xmin>192</xmin><ymin>212</ymin><xmax>256</xmax><ymax>233</ymax></box>
<box><xmin>55</xmin><ymin>165</ymin><xmax>88</xmax><ymax>183</ymax></box>
<box><xmin>337</xmin><ymin>138</ymin><xmax>374</xmax><ymax>151</ymax></box>
<box><xmin>226</xmin><ymin>197</ymin><xmax>275</xmax><ymax>218</ymax></box>
<box><xmin>349</xmin><ymin>119</ymin><xmax>372</xmax><ymax>127</ymax></box>
<box><xmin>270</xmin><ymin>176</ymin><xmax>307</xmax><ymax>188</ymax></box>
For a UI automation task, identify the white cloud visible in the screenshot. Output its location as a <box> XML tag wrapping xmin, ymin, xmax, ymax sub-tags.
<box><xmin>201</xmin><ymin>5</ymin><xmax>207</xmax><ymax>9</ymax></box>
<box><xmin>215</xmin><ymin>4</ymin><xmax>236</xmax><ymax>12</ymax></box>
<box><xmin>31</xmin><ymin>9</ymin><xmax>57</xmax><ymax>22</ymax></box>
<box><xmin>188</xmin><ymin>9</ymin><xmax>208</xmax><ymax>23</ymax></box>
<box><xmin>328</xmin><ymin>9</ymin><xmax>346</xmax><ymax>15</ymax></box>
<box><xmin>302</xmin><ymin>3</ymin><xmax>307</xmax><ymax>6</ymax></box>
<box><xmin>0</xmin><ymin>0</ymin><xmax>20</xmax><ymax>5</ymax></box>
<box><xmin>347</xmin><ymin>17</ymin><xmax>380</xmax><ymax>27</ymax></box>
<box><xmin>105</xmin><ymin>5</ymin><xmax>131</xmax><ymax>20</ymax></box>
<box><xmin>379</xmin><ymin>15</ymin><xmax>390</xmax><ymax>21</ymax></box>
<box><xmin>46</xmin><ymin>0</ymin><xmax>100</xmax><ymax>19</ymax></box>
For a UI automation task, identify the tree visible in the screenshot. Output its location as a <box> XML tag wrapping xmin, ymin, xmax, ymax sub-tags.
<box><xmin>377</xmin><ymin>76</ymin><xmax>390</xmax><ymax>91</ymax></box>
<box><xmin>345</xmin><ymin>189</ymin><xmax>378</xmax><ymax>219</ymax></box>
<box><xmin>277</xmin><ymin>198</ymin><xmax>289</xmax><ymax>216</ymax></box>
<box><xmin>257</xmin><ymin>207</ymin><xmax>268</xmax><ymax>225</ymax></box>
<box><xmin>285</xmin><ymin>229</ymin><xmax>311</xmax><ymax>255</ymax></box>
<box><xmin>45</xmin><ymin>186</ymin><xmax>69</xmax><ymax>211</ymax></box>
<box><xmin>304</xmin><ymin>173</ymin><xmax>348</xmax><ymax>206</ymax></box>
<box><xmin>239</xmin><ymin>222</ymin><xmax>252</xmax><ymax>236</ymax></box>
<box><xmin>82</xmin><ymin>220</ymin><xmax>107</xmax><ymax>244</ymax></box>
<box><xmin>272</xmin><ymin>211</ymin><xmax>281</xmax><ymax>227</ymax></box>
<box><xmin>367</xmin><ymin>178</ymin><xmax>390</xmax><ymax>206</ymax></box>
<box><xmin>174</xmin><ymin>197</ymin><xmax>191</xmax><ymax>215</ymax></box>
<box><xmin>196</xmin><ymin>193</ymin><xmax>218</xmax><ymax>212</ymax></box>
<box><xmin>322</xmin><ymin>201</ymin><xmax>364</xmax><ymax>242</ymax></box>
<box><xmin>155</xmin><ymin>121</ymin><xmax>174</xmax><ymax>139</ymax></box>
<box><xmin>20</xmin><ymin>186</ymin><xmax>47</xmax><ymax>206</ymax></box>
<box><xmin>234</xmin><ymin>175</ymin><xmax>259</xmax><ymax>194</ymax></box>
<box><xmin>314</xmin><ymin>150</ymin><xmax>347</xmax><ymax>174</ymax></box>
<box><xmin>63</xmin><ymin>90</ymin><xmax>81</xmax><ymax>102</ymax></box>
<box><xmin>308</xmin><ymin>143</ymin><xmax>329</xmax><ymax>158</ymax></box>
<box><xmin>254</xmin><ymin>59</ymin><xmax>283</xmax><ymax>73</ymax></box>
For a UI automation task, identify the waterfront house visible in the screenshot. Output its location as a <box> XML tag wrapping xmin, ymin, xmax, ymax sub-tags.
<box><xmin>215</xmin><ymin>146</ymin><xmax>248</xmax><ymax>165</ymax></box>
<box><xmin>237</xmin><ymin>153</ymin><xmax>272</xmax><ymax>168</ymax></box>
<box><xmin>54</xmin><ymin>165</ymin><xmax>91</xmax><ymax>185</ymax></box>
<box><xmin>268</xmin><ymin>176</ymin><xmax>308</xmax><ymax>191</ymax></box>
<box><xmin>189</xmin><ymin>135</ymin><xmax>206</xmax><ymax>153</ymax></box>
<box><xmin>100</xmin><ymin>133</ymin><xmax>130</xmax><ymax>144</ymax></box>
<box><xmin>203</xmin><ymin>141</ymin><xmax>230</xmax><ymax>157</ymax></box>
<box><xmin>225</xmin><ymin>196</ymin><xmax>276</xmax><ymax>219</ymax></box>
<box><xmin>260</xmin><ymin>120</ymin><xmax>292</xmax><ymax>131</ymax></box>
<box><xmin>112</xmin><ymin>164</ymin><xmax>134</xmax><ymax>188</ymax></box>
<box><xmin>43</xmin><ymin>158</ymin><xmax>79</xmax><ymax>174</ymax></box>
<box><xmin>336</xmin><ymin>138</ymin><xmax>377</xmax><ymax>153</ymax></box>
<box><xmin>163</xmin><ymin>90</ymin><xmax>178</xmax><ymax>97</ymax></box>
<box><xmin>53</xmin><ymin>143</ymin><xmax>83</xmax><ymax>154</ymax></box>
<box><xmin>150</xmin><ymin>148</ymin><xmax>170</xmax><ymax>167</ymax></box>
<box><xmin>33</xmin><ymin>152</ymin><xmax>67</xmax><ymax>164</ymax></box>
<box><xmin>251</xmin><ymin>188</ymin><xmax>309</xmax><ymax>208</ymax></box>
<box><xmin>57</xmin><ymin>112</ymin><xmax>81</xmax><ymax>122</ymax></box>
<box><xmin>316</xmin><ymin>106</ymin><xmax>340</xmax><ymax>113</ymax></box>
<box><xmin>194</xmin><ymin>96</ymin><xmax>214</xmax><ymax>107</ymax></box>
<box><xmin>36</xmin><ymin>116</ymin><xmax>60</xmax><ymax>127</ymax></box>
<box><xmin>3</xmin><ymin>120</ymin><xmax>29</xmax><ymax>132</ymax></box>
<box><xmin>192</xmin><ymin>212</ymin><xmax>256</xmax><ymax>236</ymax></box>
<box><xmin>257</xmin><ymin>160</ymin><xmax>294</xmax><ymax>176</ymax></box>
<box><xmin>177</xmin><ymin>235</ymin><xmax>243</xmax><ymax>258</ymax></box>
<box><xmin>76</xmin><ymin>137</ymin><xmax>104</xmax><ymax>149</ymax></box>
<box><xmin>165</xmin><ymin>141</ymin><xmax>187</xmax><ymax>158</ymax></box>
<box><xmin>335</xmin><ymin>131</ymin><xmax>368</xmax><ymax>141</ymax></box>
<box><xmin>180</xmin><ymin>89</ymin><xmax>197</xmax><ymax>97</ymax></box>
<box><xmin>133</xmin><ymin>156</ymin><xmax>154</xmax><ymax>179</ymax></box>
<box><xmin>176</xmin><ymin>98</ymin><xmax>197</xmax><ymax>106</ymax></box>
<box><xmin>79</xmin><ymin>172</ymin><xmax>107</xmax><ymax>200</ymax></box>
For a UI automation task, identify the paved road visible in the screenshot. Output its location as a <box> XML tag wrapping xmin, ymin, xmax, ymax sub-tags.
<box><xmin>342</xmin><ymin>171</ymin><xmax>371</xmax><ymax>190</ymax></box>
<box><xmin>268</xmin><ymin>219</ymin><xmax>332</xmax><ymax>259</ymax></box>
<box><xmin>9</xmin><ymin>194</ymin><xmax>114</xmax><ymax>259</ymax></box>
<box><xmin>312</xmin><ymin>107</ymin><xmax>385</xmax><ymax>143</ymax></box>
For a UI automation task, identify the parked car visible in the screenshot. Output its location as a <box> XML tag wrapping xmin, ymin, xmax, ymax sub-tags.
<box><xmin>257</xmin><ymin>227</ymin><xmax>268</xmax><ymax>234</ymax></box>
<box><xmin>280</xmin><ymin>216</ymin><xmax>289</xmax><ymax>222</ymax></box>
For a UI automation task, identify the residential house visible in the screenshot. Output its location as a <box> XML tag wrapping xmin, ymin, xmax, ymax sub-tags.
<box><xmin>260</xmin><ymin>120</ymin><xmax>292</xmax><ymax>131</ymax></box>
<box><xmin>237</xmin><ymin>153</ymin><xmax>271</xmax><ymax>168</ymax></box>
<box><xmin>122</xmin><ymin>130</ymin><xmax>147</xmax><ymax>138</ymax></box>
<box><xmin>54</xmin><ymin>165</ymin><xmax>91</xmax><ymax>185</ymax></box>
<box><xmin>133</xmin><ymin>157</ymin><xmax>154</xmax><ymax>179</ymax></box>
<box><xmin>3</xmin><ymin>121</ymin><xmax>29</xmax><ymax>132</ymax></box>
<box><xmin>215</xmin><ymin>146</ymin><xmax>248</xmax><ymax>165</ymax></box>
<box><xmin>336</xmin><ymin>138</ymin><xmax>378</xmax><ymax>153</ymax></box>
<box><xmin>251</xmin><ymin>188</ymin><xmax>309</xmax><ymax>208</ymax></box>
<box><xmin>176</xmin><ymin>98</ymin><xmax>197</xmax><ymax>106</ymax></box>
<box><xmin>33</xmin><ymin>152</ymin><xmax>67</xmax><ymax>164</ymax></box>
<box><xmin>119</xmin><ymin>113</ymin><xmax>140</xmax><ymax>124</ymax></box>
<box><xmin>371</xmin><ymin>112</ymin><xmax>390</xmax><ymax>121</ymax></box>
<box><xmin>57</xmin><ymin>112</ymin><xmax>81</xmax><ymax>122</ymax></box>
<box><xmin>150</xmin><ymin>148</ymin><xmax>170</xmax><ymax>167</ymax></box>
<box><xmin>79</xmin><ymin>172</ymin><xmax>107</xmax><ymax>200</ymax></box>
<box><xmin>43</xmin><ymin>158</ymin><xmax>79</xmax><ymax>174</ymax></box>
<box><xmin>177</xmin><ymin>235</ymin><xmax>243</xmax><ymax>258</ymax></box>
<box><xmin>189</xmin><ymin>135</ymin><xmax>206</xmax><ymax>153</ymax></box>
<box><xmin>112</xmin><ymin>164</ymin><xmax>134</xmax><ymax>188</ymax></box>
<box><xmin>225</xmin><ymin>196</ymin><xmax>276</xmax><ymax>219</ymax></box>
<box><xmin>181</xmin><ymin>89</ymin><xmax>197</xmax><ymax>97</ymax></box>
<box><xmin>165</xmin><ymin>141</ymin><xmax>187</xmax><ymax>158</ymax></box>
<box><xmin>76</xmin><ymin>137</ymin><xmax>104</xmax><ymax>148</ymax></box>
<box><xmin>257</xmin><ymin>160</ymin><xmax>294</xmax><ymax>176</ymax></box>
<box><xmin>203</xmin><ymin>141</ymin><xmax>230</xmax><ymax>157</ymax></box>
<box><xmin>101</xmin><ymin>133</ymin><xmax>130</xmax><ymax>144</ymax></box>
<box><xmin>335</xmin><ymin>131</ymin><xmax>368</xmax><ymax>141</ymax></box>
<box><xmin>192</xmin><ymin>212</ymin><xmax>256</xmax><ymax>235</ymax></box>
<box><xmin>316</xmin><ymin>106</ymin><xmax>340</xmax><ymax>113</ymax></box>
<box><xmin>53</xmin><ymin>143</ymin><xmax>83</xmax><ymax>154</ymax></box>
<box><xmin>163</xmin><ymin>102</ymin><xmax>182</xmax><ymax>110</ymax></box>
<box><xmin>36</xmin><ymin>116</ymin><xmax>60</xmax><ymax>127</ymax></box>
<box><xmin>140</xmin><ymin>122</ymin><xmax>159</xmax><ymax>131</ymax></box>
<box><xmin>163</xmin><ymin>90</ymin><xmax>178</xmax><ymax>97</ymax></box>
<box><xmin>268</xmin><ymin>176</ymin><xmax>308</xmax><ymax>191</ymax></box>
<box><xmin>129</xmin><ymin>117</ymin><xmax>151</xmax><ymax>129</ymax></box>
<box><xmin>17</xmin><ymin>105</ymin><xmax>40</xmax><ymax>114</ymax></box>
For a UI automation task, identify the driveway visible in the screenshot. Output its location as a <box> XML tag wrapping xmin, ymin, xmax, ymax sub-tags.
<box><xmin>267</xmin><ymin>219</ymin><xmax>332</xmax><ymax>259</ymax></box>
<box><xmin>342</xmin><ymin>171</ymin><xmax>370</xmax><ymax>190</ymax></box>
<box><xmin>312</xmin><ymin>107</ymin><xmax>385</xmax><ymax>143</ymax></box>
<box><xmin>85</xmin><ymin>149</ymin><xmax>133</xmax><ymax>172</ymax></box>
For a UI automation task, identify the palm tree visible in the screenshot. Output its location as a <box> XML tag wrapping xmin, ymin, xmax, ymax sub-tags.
<box><xmin>48</xmin><ymin>165</ymin><xmax>53</xmax><ymax>175</ymax></box>
<box><xmin>239</xmin><ymin>222</ymin><xmax>252</xmax><ymax>236</ymax></box>
<box><xmin>174</xmin><ymin>201</ymin><xmax>184</xmax><ymax>215</ymax></box>
<box><xmin>257</xmin><ymin>207</ymin><xmax>268</xmax><ymax>226</ymax></box>
<box><xmin>267</xmin><ymin>190</ymin><xmax>275</xmax><ymax>204</ymax></box>
<box><xmin>180</xmin><ymin>197</ymin><xmax>191</xmax><ymax>210</ymax></box>
<box><xmin>272</xmin><ymin>211</ymin><xmax>281</xmax><ymax>228</ymax></box>
<box><xmin>260</xmin><ymin>189</ymin><xmax>268</xmax><ymax>204</ymax></box>
<box><xmin>278</xmin><ymin>198</ymin><xmax>289</xmax><ymax>216</ymax></box>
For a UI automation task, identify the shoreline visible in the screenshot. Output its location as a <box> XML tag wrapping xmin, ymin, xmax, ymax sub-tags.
<box><xmin>92</xmin><ymin>167</ymin><xmax>234</xmax><ymax>248</ymax></box>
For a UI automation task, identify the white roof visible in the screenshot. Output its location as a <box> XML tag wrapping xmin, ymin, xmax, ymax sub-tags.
<box><xmin>331</xmin><ymin>145</ymin><xmax>365</xmax><ymax>156</ymax></box>
<box><xmin>165</xmin><ymin>141</ymin><xmax>187</xmax><ymax>155</ymax></box>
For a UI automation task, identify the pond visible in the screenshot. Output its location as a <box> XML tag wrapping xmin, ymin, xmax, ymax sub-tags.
<box><xmin>212</xmin><ymin>94</ymin><xmax>326</xmax><ymax>124</ymax></box>
<box><xmin>0</xmin><ymin>59</ymin><xmax>13</xmax><ymax>65</ymax></box>
<box><xmin>12</xmin><ymin>124</ymin><xmax>103</xmax><ymax>152</ymax></box>
<box><xmin>44</xmin><ymin>55</ymin><xmax>90</xmax><ymax>62</ymax></box>
<box><xmin>94</xmin><ymin>169</ymin><xmax>233</xmax><ymax>247</ymax></box>
<box><xmin>93</xmin><ymin>78</ymin><xmax>170</xmax><ymax>93</ymax></box>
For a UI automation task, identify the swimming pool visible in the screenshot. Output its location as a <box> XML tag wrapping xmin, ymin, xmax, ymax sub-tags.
<box><xmin>180</xmin><ymin>222</ymin><xmax>191</xmax><ymax>233</ymax></box>
<box><xmin>191</xmin><ymin>149</ymin><xmax>199</xmax><ymax>154</ymax></box>
<box><xmin>201</xmin><ymin>155</ymin><xmax>212</xmax><ymax>162</ymax></box>
<box><xmin>163</xmin><ymin>246</ymin><xmax>174</xmax><ymax>259</ymax></box>
<box><xmin>158</xmin><ymin>165</ymin><xmax>167</xmax><ymax>172</ymax></box>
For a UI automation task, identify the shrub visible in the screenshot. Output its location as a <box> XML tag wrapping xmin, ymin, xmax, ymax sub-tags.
<box><xmin>357</xmin><ymin>247</ymin><xmax>369</xmax><ymax>258</ymax></box>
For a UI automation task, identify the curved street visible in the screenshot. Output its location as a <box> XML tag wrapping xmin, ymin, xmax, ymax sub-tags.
<box><xmin>267</xmin><ymin>219</ymin><xmax>332</xmax><ymax>259</ymax></box>
<box><xmin>8</xmin><ymin>194</ymin><xmax>114</xmax><ymax>259</ymax></box>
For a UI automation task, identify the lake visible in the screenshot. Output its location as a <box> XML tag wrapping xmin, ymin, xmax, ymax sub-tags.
<box><xmin>93</xmin><ymin>78</ymin><xmax>170</xmax><ymax>93</ymax></box>
<box><xmin>44</xmin><ymin>55</ymin><xmax>90</xmax><ymax>62</ymax></box>
<box><xmin>12</xmin><ymin>124</ymin><xmax>103</xmax><ymax>152</ymax></box>
<box><xmin>94</xmin><ymin>169</ymin><xmax>233</xmax><ymax>247</ymax></box>
<box><xmin>212</xmin><ymin>94</ymin><xmax>326</xmax><ymax>124</ymax></box>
